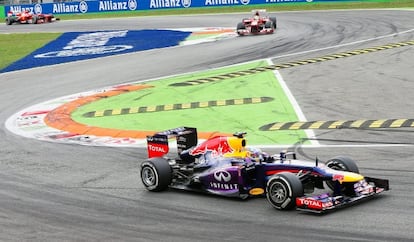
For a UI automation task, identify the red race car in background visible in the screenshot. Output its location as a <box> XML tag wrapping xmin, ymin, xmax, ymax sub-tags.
<box><xmin>5</xmin><ymin>10</ymin><xmax>59</xmax><ymax>25</ymax></box>
<box><xmin>236</xmin><ymin>9</ymin><xmax>277</xmax><ymax>36</ymax></box>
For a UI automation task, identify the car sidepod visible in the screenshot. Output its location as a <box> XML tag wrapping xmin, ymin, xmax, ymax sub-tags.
<box><xmin>198</xmin><ymin>165</ymin><xmax>242</xmax><ymax>197</ymax></box>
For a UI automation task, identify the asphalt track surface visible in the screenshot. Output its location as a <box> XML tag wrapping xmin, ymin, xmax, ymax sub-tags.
<box><xmin>1</xmin><ymin>10</ymin><xmax>414</xmax><ymax>241</ymax></box>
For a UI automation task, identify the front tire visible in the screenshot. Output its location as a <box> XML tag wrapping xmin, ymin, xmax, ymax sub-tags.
<box><xmin>270</xmin><ymin>17</ymin><xmax>277</xmax><ymax>29</ymax></box>
<box><xmin>264</xmin><ymin>21</ymin><xmax>273</xmax><ymax>29</ymax></box>
<box><xmin>266</xmin><ymin>172</ymin><xmax>303</xmax><ymax>210</ymax></box>
<box><xmin>32</xmin><ymin>15</ymin><xmax>38</xmax><ymax>24</ymax></box>
<box><xmin>236</xmin><ymin>22</ymin><xmax>245</xmax><ymax>36</ymax></box>
<box><xmin>6</xmin><ymin>17</ymin><xmax>13</xmax><ymax>25</ymax></box>
<box><xmin>326</xmin><ymin>156</ymin><xmax>359</xmax><ymax>173</ymax></box>
<box><xmin>140</xmin><ymin>158</ymin><xmax>172</xmax><ymax>192</ymax></box>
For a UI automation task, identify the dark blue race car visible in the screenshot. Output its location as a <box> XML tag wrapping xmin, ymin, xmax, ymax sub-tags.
<box><xmin>140</xmin><ymin>127</ymin><xmax>389</xmax><ymax>213</ymax></box>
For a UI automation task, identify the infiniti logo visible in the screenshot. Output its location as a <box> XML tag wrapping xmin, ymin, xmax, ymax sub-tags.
<box><xmin>214</xmin><ymin>170</ymin><xmax>231</xmax><ymax>182</ymax></box>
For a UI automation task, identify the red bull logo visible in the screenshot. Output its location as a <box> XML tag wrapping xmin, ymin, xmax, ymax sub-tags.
<box><xmin>189</xmin><ymin>135</ymin><xmax>247</xmax><ymax>157</ymax></box>
<box><xmin>190</xmin><ymin>136</ymin><xmax>233</xmax><ymax>156</ymax></box>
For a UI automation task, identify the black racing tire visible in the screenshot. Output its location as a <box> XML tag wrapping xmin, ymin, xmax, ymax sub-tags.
<box><xmin>325</xmin><ymin>156</ymin><xmax>360</xmax><ymax>194</ymax></box>
<box><xmin>326</xmin><ymin>156</ymin><xmax>359</xmax><ymax>173</ymax></box>
<box><xmin>6</xmin><ymin>17</ymin><xmax>13</xmax><ymax>25</ymax></box>
<box><xmin>236</xmin><ymin>22</ymin><xmax>246</xmax><ymax>36</ymax></box>
<box><xmin>140</xmin><ymin>157</ymin><xmax>172</xmax><ymax>192</ymax></box>
<box><xmin>266</xmin><ymin>172</ymin><xmax>304</xmax><ymax>210</ymax></box>
<box><xmin>270</xmin><ymin>17</ymin><xmax>277</xmax><ymax>29</ymax></box>
<box><xmin>32</xmin><ymin>15</ymin><xmax>38</xmax><ymax>24</ymax></box>
<box><xmin>264</xmin><ymin>21</ymin><xmax>272</xmax><ymax>29</ymax></box>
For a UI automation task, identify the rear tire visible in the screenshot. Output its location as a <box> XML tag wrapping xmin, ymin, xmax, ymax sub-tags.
<box><xmin>140</xmin><ymin>158</ymin><xmax>172</xmax><ymax>192</ymax></box>
<box><xmin>266</xmin><ymin>172</ymin><xmax>303</xmax><ymax>210</ymax></box>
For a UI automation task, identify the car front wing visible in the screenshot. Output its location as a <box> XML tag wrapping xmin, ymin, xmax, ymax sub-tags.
<box><xmin>296</xmin><ymin>177</ymin><xmax>389</xmax><ymax>213</ymax></box>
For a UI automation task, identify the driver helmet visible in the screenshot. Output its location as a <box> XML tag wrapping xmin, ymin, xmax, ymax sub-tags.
<box><xmin>247</xmin><ymin>147</ymin><xmax>264</xmax><ymax>162</ymax></box>
<box><xmin>254</xmin><ymin>11</ymin><xmax>260</xmax><ymax>20</ymax></box>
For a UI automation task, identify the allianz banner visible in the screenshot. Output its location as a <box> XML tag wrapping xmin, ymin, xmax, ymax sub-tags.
<box><xmin>5</xmin><ymin>0</ymin><xmax>356</xmax><ymax>16</ymax></box>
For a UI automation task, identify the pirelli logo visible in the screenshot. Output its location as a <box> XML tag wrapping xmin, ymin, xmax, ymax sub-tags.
<box><xmin>170</xmin><ymin>40</ymin><xmax>414</xmax><ymax>87</ymax></box>
<box><xmin>260</xmin><ymin>119</ymin><xmax>414</xmax><ymax>131</ymax></box>
<box><xmin>83</xmin><ymin>97</ymin><xmax>273</xmax><ymax>117</ymax></box>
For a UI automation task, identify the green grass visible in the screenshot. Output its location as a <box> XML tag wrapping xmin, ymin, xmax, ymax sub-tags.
<box><xmin>0</xmin><ymin>33</ymin><xmax>61</xmax><ymax>70</ymax></box>
<box><xmin>1</xmin><ymin>0</ymin><xmax>413</xmax><ymax>71</ymax></box>
<box><xmin>71</xmin><ymin>61</ymin><xmax>308</xmax><ymax>145</ymax></box>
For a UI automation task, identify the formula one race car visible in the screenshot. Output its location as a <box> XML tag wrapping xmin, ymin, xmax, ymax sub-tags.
<box><xmin>236</xmin><ymin>9</ymin><xmax>277</xmax><ymax>36</ymax></box>
<box><xmin>140</xmin><ymin>127</ymin><xmax>389</xmax><ymax>213</ymax></box>
<box><xmin>5</xmin><ymin>10</ymin><xmax>59</xmax><ymax>25</ymax></box>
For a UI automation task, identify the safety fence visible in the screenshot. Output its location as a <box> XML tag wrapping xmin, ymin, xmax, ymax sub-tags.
<box><xmin>3</xmin><ymin>0</ymin><xmax>357</xmax><ymax>17</ymax></box>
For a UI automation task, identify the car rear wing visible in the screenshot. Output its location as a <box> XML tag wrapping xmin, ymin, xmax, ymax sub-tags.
<box><xmin>146</xmin><ymin>127</ymin><xmax>198</xmax><ymax>158</ymax></box>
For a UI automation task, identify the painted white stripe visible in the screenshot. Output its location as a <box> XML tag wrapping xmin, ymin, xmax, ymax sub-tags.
<box><xmin>266</xmin><ymin>59</ymin><xmax>320</xmax><ymax>146</ymax></box>
<box><xmin>271</xmin><ymin>29</ymin><xmax>414</xmax><ymax>60</ymax></box>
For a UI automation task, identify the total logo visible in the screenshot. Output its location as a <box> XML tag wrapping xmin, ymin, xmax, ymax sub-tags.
<box><xmin>148</xmin><ymin>144</ymin><xmax>167</xmax><ymax>153</ymax></box>
<box><xmin>297</xmin><ymin>198</ymin><xmax>323</xmax><ymax>209</ymax></box>
<box><xmin>35</xmin><ymin>31</ymin><xmax>133</xmax><ymax>58</ymax></box>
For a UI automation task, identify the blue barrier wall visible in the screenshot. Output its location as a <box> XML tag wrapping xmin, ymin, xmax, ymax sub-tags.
<box><xmin>4</xmin><ymin>0</ymin><xmax>356</xmax><ymax>16</ymax></box>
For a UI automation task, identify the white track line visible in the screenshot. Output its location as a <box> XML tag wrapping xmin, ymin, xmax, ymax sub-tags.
<box><xmin>266</xmin><ymin>58</ymin><xmax>320</xmax><ymax>146</ymax></box>
<box><xmin>271</xmin><ymin>28</ymin><xmax>414</xmax><ymax>60</ymax></box>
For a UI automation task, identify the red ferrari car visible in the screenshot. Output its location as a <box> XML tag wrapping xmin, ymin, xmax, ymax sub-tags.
<box><xmin>5</xmin><ymin>10</ymin><xmax>59</xmax><ymax>25</ymax></box>
<box><xmin>236</xmin><ymin>9</ymin><xmax>277</xmax><ymax>36</ymax></box>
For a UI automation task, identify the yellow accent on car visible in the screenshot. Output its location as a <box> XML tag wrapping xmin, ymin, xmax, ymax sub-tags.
<box><xmin>341</xmin><ymin>171</ymin><xmax>364</xmax><ymax>183</ymax></box>
<box><xmin>249</xmin><ymin>188</ymin><xmax>264</xmax><ymax>196</ymax></box>
<box><xmin>224</xmin><ymin>137</ymin><xmax>248</xmax><ymax>158</ymax></box>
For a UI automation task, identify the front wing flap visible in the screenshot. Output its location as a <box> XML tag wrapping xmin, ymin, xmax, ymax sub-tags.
<box><xmin>296</xmin><ymin>177</ymin><xmax>389</xmax><ymax>213</ymax></box>
<box><xmin>237</xmin><ymin>28</ymin><xmax>274</xmax><ymax>36</ymax></box>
